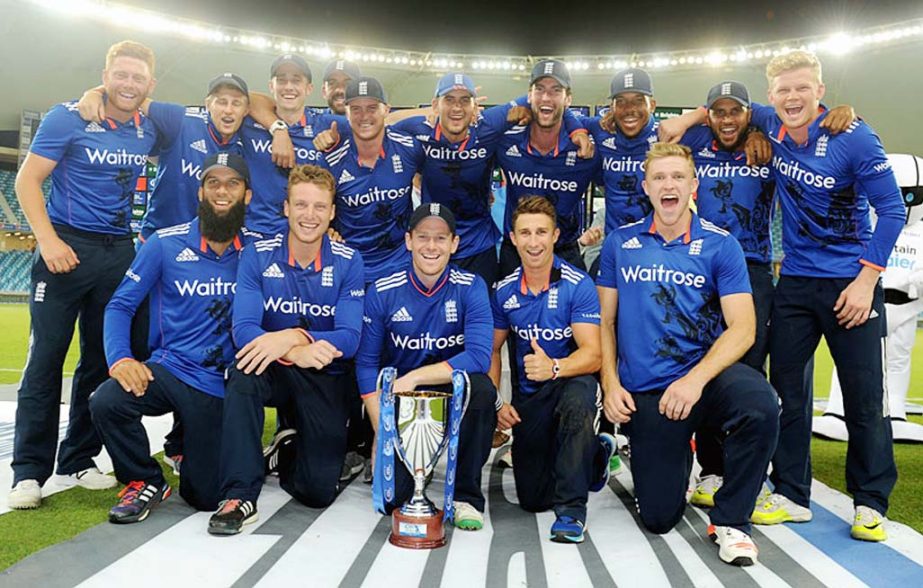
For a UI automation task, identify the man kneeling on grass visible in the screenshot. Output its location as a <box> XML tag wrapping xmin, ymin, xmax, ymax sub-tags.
<box><xmin>90</xmin><ymin>153</ymin><xmax>259</xmax><ymax>523</ymax></box>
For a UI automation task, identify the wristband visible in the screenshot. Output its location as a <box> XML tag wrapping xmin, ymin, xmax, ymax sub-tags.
<box><xmin>551</xmin><ymin>358</ymin><xmax>561</xmax><ymax>380</ymax></box>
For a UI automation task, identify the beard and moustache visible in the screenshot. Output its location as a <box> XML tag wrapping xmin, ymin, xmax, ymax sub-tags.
<box><xmin>198</xmin><ymin>197</ymin><xmax>246</xmax><ymax>243</ymax></box>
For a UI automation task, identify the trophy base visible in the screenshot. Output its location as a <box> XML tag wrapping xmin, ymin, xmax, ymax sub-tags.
<box><xmin>389</xmin><ymin>508</ymin><xmax>446</xmax><ymax>549</ymax></box>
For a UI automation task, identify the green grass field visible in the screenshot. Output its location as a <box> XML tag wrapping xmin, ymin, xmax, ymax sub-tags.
<box><xmin>0</xmin><ymin>303</ymin><xmax>922</xmax><ymax>571</ymax></box>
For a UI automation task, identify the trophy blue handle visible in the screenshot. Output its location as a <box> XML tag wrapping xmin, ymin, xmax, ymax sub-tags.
<box><xmin>372</xmin><ymin>367</ymin><xmax>398</xmax><ymax>515</ymax></box>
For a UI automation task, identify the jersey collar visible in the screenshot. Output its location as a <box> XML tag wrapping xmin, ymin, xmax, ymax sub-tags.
<box><xmin>206</xmin><ymin>118</ymin><xmax>237</xmax><ymax>147</ymax></box>
<box><xmin>616</xmin><ymin>117</ymin><xmax>657</xmax><ymax>149</ymax></box>
<box><xmin>104</xmin><ymin>111</ymin><xmax>142</xmax><ymax>130</ymax></box>
<box><xmin>777</xmin><ymin>105</ymin><xmax>828</xmax><ymax>146</ymax></box>
<box><xmin>524</xmin><ymin>125</ymin><xmax>571</xmax><ymax>158</ymax></box>
<box><xmin>409</xmin><ymin>264</ymin><xmax>451</xmax><ymax>297</ymax></box>
<box><xmin>190</xmin><ymin>219</ymin><xmax>244</xmax><ymax>257</ymax></box>
<box><xmin>645</xmin><ymin>212</ymin><xmax>695</xmax><ymax>245</ymax></box>
<box><xmin>518</xmin><ymin>257</ymin><xmax>562</xmax><ymax>295</ymax></box>
<box><xmin>434</xmin><ymin>122</ymin><xmax>470</xmax><ymax>150</ymax></box>
<box><xmin>285</xmin><ymin>232</ymin><xmax>324</xmax><ymax>271</ymax></box>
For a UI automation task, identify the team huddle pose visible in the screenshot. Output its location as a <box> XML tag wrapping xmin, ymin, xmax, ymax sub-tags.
<box><xmin>8</xmin><ymin>38</ymin><xmax>903</xmax><ymax>569</ymax></box>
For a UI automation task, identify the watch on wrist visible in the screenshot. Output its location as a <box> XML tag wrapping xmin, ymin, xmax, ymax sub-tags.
<box><xmin>269</xmin><ymin>119</ymin><xmax>288</xmax><ymax>134</ymax></box>
<box><xmin>551</xmin><ymin>358</ymin><xmax>561</xmax><ymax>380</ymax></box>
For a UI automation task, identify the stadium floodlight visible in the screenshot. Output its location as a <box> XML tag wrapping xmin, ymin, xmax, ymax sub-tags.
<box><xmin>21</xmin><ymin>0</ymin><xmax>923</xmax><ymax>75</ymax></box>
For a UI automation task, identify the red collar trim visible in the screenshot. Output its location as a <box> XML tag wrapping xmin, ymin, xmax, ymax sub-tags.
<box><xmin>648</xmin><ymin>218</ymin><xmax>692</xmax><ymax>244</ymax></box>
<box><xmin>287</xmin><ymin>240</ymin><xmax>323</xmax><ymax>270</ymax></box>
<box><xmin>207</xmin><ymin>124</ymin><xmax>231</xmax><ymax>146</ymax></box>
<box><xmin>435</xmin><ymin>123</ymin><xmax>469</xmax><ymax>150</ymax></box>
<box><xmin>526</xmin><ymin>141</ymin><xmax>559</xmax><ymax>158</ymax></box>
<box><xmin>410</xmin><ymin>269</ymin><xmax>449</xmax><ymax>297</ymax></box>
<box><xmin>519</xmin><ymin>271</ymin><xmax>550</xmax><ymax>295</ymax></box>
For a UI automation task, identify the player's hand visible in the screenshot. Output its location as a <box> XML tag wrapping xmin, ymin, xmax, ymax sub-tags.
<box><xmin>744</xmin><ymin>129</ymin><xmax>772</xmax><ymax>166</ymax></box>
<box><xmin>507</xmin><ymin>106</ymin><xmax>532</xmax><ymax>126</ymax></box>
<box><xmin>39</xmin><ymin>234</ymin><xmax>80</xmax><ymax>274</ymax></box>
<box><xmin>578</xmin><ymin>226</ymin><xmax>603</xmax><ymax>247</ymax></box>
<box><xmin>326</xmin><ymin>227</ymin><xmax>344</xmax><ymax>243</ymax></box>
<box><xmin>271</xmin><ymin>128</ymin><xmax>295</xmax><ymax>169</ymax></box>
<box><xmin>110</xmin><ymin>359</ymin><xmax>154</xmax><ymax>397</ymax></box>
<box><xmin>523</xmin><ymin>339</ymin><xmax>554</xmax><ymax>382</ymax></box>
<box><xmin>834</xmin><ymin>272</ymin><xmax>877</xmax><ymax>329</ymax></box>
<box><xmin>313</xmin><ymin>121</ymin><xmax>340</xmax><ymax>151</ymax></box>
<box><xmin>657</xmin><ymin>116</ymin><xmax>689</xmax><ymax>144</ymax></box>
<box><xmin>602</xmin><ymin>380</ymin><xmax>636</xmax><ymax>424</ymax></box>
<box><xmin>236</xmin><ymin>329</ymin><xmax>307</xmax><ymax>375</ymax></box>
<box><xmin>474</xmin><ymin>86</ymin><xmax>488</xmax><ymax>115</ymax></box>
<box><xmin>821</xmin><ymin>105</ymin><xmax>857</xmax><ymax>135</ymax></box>
<box><xmin>287</xmin><ymin>340</ymin><xmax>342</xmax><ymax>370</ymax></box>
<box><xmin>497</xmin><ymin>402</ymin><xmax>522</xmax><ymax>430</ymax></box>
<box><xmin>659</xmin><ymin>374</ymin><xmax>704</xmax><ymax>421</ymax></box>
<box><xmin>77</xmin><ymin>89</ymin><xmax>106</xmax><ymax>123</ymax></box>
<box><xmin>572</xmin><ymin>131</ymin><xmax>595</xmax><ymax>159</ymax></box>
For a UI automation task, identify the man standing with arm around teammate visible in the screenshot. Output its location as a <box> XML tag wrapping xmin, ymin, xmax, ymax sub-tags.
<box><xmin>10</xmin><ymin>41</ymin><xmax>160</xmax><ymax>509</ymax></box>
<box><xmin>747</xmin><ymin>51</ymin><xmax>902</xmax><ymax>541</ymax></box>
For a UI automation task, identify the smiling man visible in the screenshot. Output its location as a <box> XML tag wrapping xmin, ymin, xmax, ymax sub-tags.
<box><xmin>490</xmin><ymin>196</ymin><xmax>614</xmax><ymax>544</ymax></box>
<box><xmin>89</xmin><ymin>153</ymin><xmax>258</xmax><ymax>524</ymax></box>
<box><xmin>320</xmin><ymin>60</ymin><xmax>361</xmax><ymax>115</ymax></box>
<box><xmin>356</xmin><ymin>203</ymin><xmax>497</xmax><ymax>531</ymax></box>
<box><xmin>745</xmin><ymin>51</ymin><xmax>903</xmax><ymax>542</ymax></box>
<box><xmin>596</xmin><ymin>143</ymin><xmax>779</xmax><ymax>566</ymax></box>
<box><xmin>210</xmin><ymin>164</ymin><xmax>364</xmax><ymax>535</ymax></box>
<box><xmin>10</xmin><ymin>40</ymin><xmax>160</xmax><ymax>510</ymax></box>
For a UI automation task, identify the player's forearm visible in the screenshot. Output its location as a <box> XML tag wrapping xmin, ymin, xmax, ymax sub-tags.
<box><xmin>399</xmin><ymin>362</ymin><xmax>453</xmax><ymax>390</ymax></box>
<box><xmin>248</xmin><ymin>91</ymin><xmax>279</xmax><ymax>129</ymax></box>
<box><xmin>863</xmin><ymin>210</ymin><xmax>904</xmax><ymax>271</ymax></box>
<box><xmin>599</xmin><ymin>320</ymin><xmax>620</xmax><ymax>392</ymax></box>
<box><xmin>103</xmin><ymin>301</ymin><xmax>138</xmax><ymax>367</ymax></box>
<box><xmin>488</xmin><ymin>349</ymin><xmax>502</xmax><ymax>389</ymax></box>
<box><xmin>386</xmin><ymin>107</ymin><xmax>429</xmax><ymax>126</ymax></box>
<box><xmin>559</xmin><ymin>344</ymin><xmax>602</xmax><ymax>378</ymax></box>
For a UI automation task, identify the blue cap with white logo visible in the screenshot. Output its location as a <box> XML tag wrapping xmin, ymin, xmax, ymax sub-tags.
<box><xmin>323</xmin><ymin>59</ymin><xmax>361</xmax><ymax>82</ymax></box>
<box><xmin>530</xmin><ymin>59</ymin><xmax>571</xmax><ymax>89</ymax></box>
<box><xmin>609</xmin><ymin>68</ymin><xmax>653</xmax><ymax>98</ymax></box>
<box><xmin>434</xmin><ymin>73</ymin><xmax>477</xmax><ymax>98</ymax></box>
<box><xmin>345</xmin><ymin>76</ymin><xmax>387</xmax><ymax>104</ymax></box>
<box><xmin>201</xmin><ymin>152</ymin><xmax>250</xmax><ymax>187</ymax></box>
<box><xmin>408</xmin><ymin>202</ymin><xmax>457</xmax><ymax>234</ymax></box>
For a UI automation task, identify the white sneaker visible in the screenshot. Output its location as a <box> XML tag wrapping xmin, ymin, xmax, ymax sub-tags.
<box><xmin>710</xmin><ymin>524</ymin><xmax>758</xmax><ymax>566</ymax></box>
<box><xmin>62</xmin><ymin>467</ymin><xmax>117</xmax><ymax>490</ymax></box>
<box><xmin>453</xmin><ymin>501</ymin><xmax>484</xmax><ymax>531</ymax></box>
<box><xmin>690</xmin><ymin>475</ymin><xmax>723</xmax><ymax>508</ymax></box>
<box><xmin>9</xmin><ymin>479</ymin><xmax>42</xmax><ymax>509</ymax></box>
<box><xmin>751</xmin><ymin>492</ymin><xmax>813</xmax><ymax>525</ymax></box>
<box><xmin>498</xmin><ymin>450</ymin><xmax>513</xmax><ymax>469</ymax></box>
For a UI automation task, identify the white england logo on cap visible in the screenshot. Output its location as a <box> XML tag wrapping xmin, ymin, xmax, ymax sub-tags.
<box><xmin>224</xmin><ymin>72</ymin><xmax>233</xmax><ymax>78</ymax></box>
<box><xmin>455</xmin><ymin>74</ymin><xmax>464</xmax><ymax>85</ymax></box>
<box><xmin>359</xmin><ymin>81</ymin><xmax>368</xmax><ymax>95</ymax></box>
<box><xmin>722</xmin><ymin>82</ymin><xmax>732</xmax><ymax>95</ymax></box>
<box><xmin>544</xmin><ymin>62</ymin><xmax>555</xmax><ymax>75</ymax></box>
<box><xmin>336</xmin><ymin>60</ymin><xmax>345</xmax><ymax>69</ymax></box>
<box><xmin>217</xmin><ymin>153</ymin><xmax>229</xmax><ymax>165</ymax></box>
<box><xmin>625</xmin><ymin>73</ymin><xmax>634</xmax><ymax>87</ymax></box>
<box><xmin>431</xmin><ymin>203</ymin><xmax>441</xmax><ymax>215</ymax></box>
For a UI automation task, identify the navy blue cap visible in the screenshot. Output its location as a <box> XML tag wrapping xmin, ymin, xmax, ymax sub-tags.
<box><xmin>345</xmin><ymin>76</ymin><xmax>387</xmax><ymax>104</ymax></box>
<box><xmin>706</xmin><ymin>81</ymin><xmax>751</xmax><ymax>109</ymax></box>
<box><xmin>323</xmin><ymin>60</ymin><xmax>361</xmax><ymax>82</ymax></box>
<box><xmin>201</xmin><ymin>152</ymin><xmax>250</xmax><ymax>186</ymax></box>
<box><xmin>609</xmin><ymin>68</ymin><xmax>653</xmax><ymax>98</ymax></box>
<box><xmin>271</xmin><ymin>54</ymin><xmax>312</xmax><ymax>82</ymax></box>
<box><xmin>530</xmin><ymin>60</ymin><xmax>571</xmax><ymax>88</ymax></box>
<box><xmin>207</xmin><ymin>73</ymin><xmax>249</xmax><ymax>97</ymax></box>
<box><xmin>408</xmin><ymin>202</ymin><xmax>457</xmax><ymax>234</ymax></box>
<box><xmin>434</xmin><ymin>72</ymin><xmax>477</xmax><ymax>97</ymax></box>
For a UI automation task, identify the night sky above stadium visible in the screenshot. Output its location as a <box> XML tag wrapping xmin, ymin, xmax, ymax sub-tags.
<box><xmin>134</xmin><ymin>0</ymin><xmax>920</xmax><ymax>55</ymax></box>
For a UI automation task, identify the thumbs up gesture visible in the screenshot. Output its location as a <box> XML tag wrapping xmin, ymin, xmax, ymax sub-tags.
<box><xmin>313</xmin><ymin>120</ymin><xmax>340</xmax><ymax>152</ymax></box>
<box><xmin>523</xmin><ymin>338</ymin><xmax>555</xmax><ymax>382</ymax></box>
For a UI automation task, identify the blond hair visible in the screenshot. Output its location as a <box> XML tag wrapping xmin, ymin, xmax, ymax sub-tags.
<box><xmin>644</xmin><ymin>142</ymin><xmax>694</xmax><ymax>177</ymax></box>
<box><xmin>287</xmin><ymin>164</ymin><xmax>336</xmax><ymax>202</ymax></box>
<box><xmin>105</xmin><ymin>40</ymin><xmax>156</xmax><ymax>75</ymax></box>
<box><xmin>765</xmin><ymin>50</ymin><xmax>822</xmax><ymax>85</ymax></box>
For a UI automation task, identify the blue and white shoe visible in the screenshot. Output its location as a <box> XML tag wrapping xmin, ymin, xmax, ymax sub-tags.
<box><xmin>590</xmin><ymin>433</ymin><xmax>617</xmax><ymax>492</ymax></box>
<box><xmin>550</xmin><ymin>515</ymin><xmax>586</xmax><ymax>543</ymax></box>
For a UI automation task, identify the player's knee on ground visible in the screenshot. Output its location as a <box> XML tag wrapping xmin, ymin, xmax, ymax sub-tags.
<box><xmin>638</xmin><ymin>501</ymin><xmax>685</xmax><ymax>535</ymax></box>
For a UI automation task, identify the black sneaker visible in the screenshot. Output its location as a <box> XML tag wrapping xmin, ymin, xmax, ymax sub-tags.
<box><xmin>208</xmin><ymin>499</ymin><xmax>259</xmax><ymax>535</ymax></box>
<box><xmin>339</xmin><ymin>451</ymin><xmax>366</xmax><ymax>482</ymax></box>
<box><xmin>263</xmin><ymin>428</ymin><xmax>296</xmax><ymax>476</ymax></box>
<box><xmin>109</xmin><ymin>481</ymin><xmax>171</xmax><ymax>524</ymax></box>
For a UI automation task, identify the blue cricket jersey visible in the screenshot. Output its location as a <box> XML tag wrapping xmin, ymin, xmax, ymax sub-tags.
<box><xmin>492</xmin><ymin>257</ymin><xmax>601</xmax><ymax>395</ymax></box>
<box><xmin>356</xmin><ymin>264</ymin><xmax>493</xmax><ymax>396</ymax></box>
<box><xmin>749</xmin><ymin>105</ymin><xmax>903</xmax><ymax>278</ymax></box>
<box><xmin>495</xmin><ymin>123</ymin><xmax>600</xmax><ymax>245</ymax></box>
<box><xmin>583</xmin><ymin>115</ymin><xmax>659</xmax><ymax>234</ymax></box>
<box><xmin>104</xmin><ymin>220</ymin><xmax>260</xmax><ymax>398</ymax></box>
<box><xmin>682</xmin><ymin>124</ymin><xmax>776</xmax><ymax>264</ymax></box>
<box><xmin>596</xmin><ymin>212</ymin><xmax>751</xmax><ymax>392</ymax></box>
<box><xmin>29</xmin><ymin>101</ymin><xmax>159</xmax><ymax>234</ymax></box>
<box><xmin>320</xmin><ymin>128</ymin><xmax>425</xmax><ymax>283</ymax></box>
<box><xmin>240</xmin><ymin>109</ymin><xmax>344</xmax><ymax>235</ymax></box>
<box><xmin>233</xmin><ymin>233</ymin><xmax>365</xmax><ymax>375</ymax></box>
<box><xmin>140</xmin><ymin>103</ymin><xmax>244</xmax><ymax>239</ymax></box>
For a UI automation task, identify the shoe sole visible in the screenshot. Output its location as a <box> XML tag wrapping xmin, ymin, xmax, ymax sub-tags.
<box><xmin>208</xmin><ymin>512</ymin><xmax>260</xmax><ymax>536</ymax></box>
<box><xmin>57</xmin><ymin>474</ymin><xmax>118</xmax><ymax>491</ymax></box>
<box><xmin>109</xmin><ymin>488</ymin><xmax>171</xmax><ymax>525</ymax></box>
<box><xmin>9</xmin><ymin>501</ymin><xmax>41</xmax><ymax>510</ymax></box>
<box><xmin>549</xmin><ymin>532</ymin><xmax>585</xmax><ymax>544</ymax></box>
<box><xmin>751</xmin><ymin>512</ymin><xmax>813</xmax><ymax>525</ymax></box>
<box><xmin>851</xmin><ymin>528</ymin><xmax>887</xmax><ymax>542</ymax></box>
<box><xmin>339</xmin><ymin>463</ymin><xmax>366</xmax><ymax>482</ymax></box>
<box><xmin>721</xmin><ymin>554</ymin><xmax>756</xmax><ymax>567</ymax></box>
<box><xmin>455</xmin><ymin>520</ymin><xmax>483</xmax><ymax>531</ymax></box>
<box><xmin>690</xmin><ymin>494</ymin><xmax>716</xmax><ymax>508</ymax></box>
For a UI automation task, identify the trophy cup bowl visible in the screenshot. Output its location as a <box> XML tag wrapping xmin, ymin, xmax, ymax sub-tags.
<box><xmin>390</xmin><ymin>389</ymin><xmax>453</xmax><ymax>549</ymax></box>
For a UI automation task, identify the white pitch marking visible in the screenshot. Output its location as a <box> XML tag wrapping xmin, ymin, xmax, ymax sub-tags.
<box><xmin>536</xmin><ymin>510</ymin><xmax>594</xmax><ymax>587</ymax></box>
